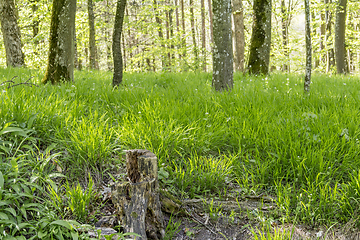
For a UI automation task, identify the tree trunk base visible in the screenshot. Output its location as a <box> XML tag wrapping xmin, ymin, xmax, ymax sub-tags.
<box><xmin>112</xmin><ymin>150</ymin><xmax>165</xmax><ymax>240</ymax></box>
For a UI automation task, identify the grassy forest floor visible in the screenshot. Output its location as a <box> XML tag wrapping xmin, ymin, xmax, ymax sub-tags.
<box><xmin>1</xmin><ymin>67</ymin><xmax>360</xmax><ymax>239</ymax></box>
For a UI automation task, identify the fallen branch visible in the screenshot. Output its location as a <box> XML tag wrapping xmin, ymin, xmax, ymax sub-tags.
<box><xmin>0</xmin><ymin>76</ymin><xmax>39</xmax><ymax>89</ymax></box>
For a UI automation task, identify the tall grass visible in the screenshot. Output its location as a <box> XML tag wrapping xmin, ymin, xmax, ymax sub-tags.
<box><xmin>1</xmin><ymin>67</ymin><xmax>360</xmax><ymax>225</ymax></box>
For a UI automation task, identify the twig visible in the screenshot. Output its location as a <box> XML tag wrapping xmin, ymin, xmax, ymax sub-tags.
<box><xmin>183</xmin><ymin>205</ymin><xmax>227</xmax><ymax>239</ymax></box>
<box><xmin>0</xmin><ymin>76</ymin><xmax>39</xmax><ymax>89</ymax></box>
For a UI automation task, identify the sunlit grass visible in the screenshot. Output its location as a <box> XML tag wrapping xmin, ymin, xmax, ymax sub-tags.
<box><xmin>1</xmin><ymin>67</ymin><xmax>360</xmax><ymax>226</ymax></box>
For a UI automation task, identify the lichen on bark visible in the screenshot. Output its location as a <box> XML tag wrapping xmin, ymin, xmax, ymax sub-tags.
<box><xmin>212</xmin><ymin>0</ymin><xmax>233</xmax><ymax>91</ymax></box>
<box><xmin>42</xmin><ymin>0</ymin><xmax>76</xmax><ymax>84</ymax></box>
<box><xmin>247</xmin><ymin>0</ymin><xmax>272</xmax><ymax>75</ymax></box>
<box><xmin>0</xmin><ymin>0</ymin><xmax>25</xmax><ymax>67</ymax></box>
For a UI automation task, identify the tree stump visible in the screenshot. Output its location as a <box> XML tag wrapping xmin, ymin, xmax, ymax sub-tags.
<box><xmin>112</xmin><ymin>150</ymin><xmax>165</xmax><ymax>240</ymax></box>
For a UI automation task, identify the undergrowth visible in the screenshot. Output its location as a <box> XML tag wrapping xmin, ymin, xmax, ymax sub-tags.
<box><xmin>1</xmin><ymin>67</ymin><xmax>360</xmax><ymax>238</ymax></box>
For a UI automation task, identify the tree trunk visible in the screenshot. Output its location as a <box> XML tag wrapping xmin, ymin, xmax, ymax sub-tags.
<box><xmin>201</xmin><ymin>0</ymin><xmax>206</xmax><ymax>72</ymax></box>
<box><xmin>175</xmin><ymin>0</ymin><xmax>181</xmax><ymax>61</ymax></box>
<box><xmin>207</xmin><ymin>0</ymin><xmax>214</xmax><ymax>45</ymax></box>
<box><xmin>212</xmin><ymin>0</ymin><xmax>233</xmax><ymax>91</ymax></box>
<box><xmin>334</xmin><ymin>0</ymin><xmax>347</xmax><ymax>74</ymax></box>
<box><xmin>88</xmin><ymin>0</ymin><xmax>99</xmax><ymax>69</ymax></box>
<box><xmin>325</xmin><ymin>0</ymin><xmax>335</xmax><ymax>72</ymax></box>
<box><xmin>42</xmin><ymin>0</ymin><xmax>76</xmax><ymax>84</ymax></box>
<box><xmin>112</xmin><ymin>0</ymin><xmax>127</xmax><ymax>87</ymax></box>
<box><xmin>281</xmin><ymin>0</ymin><xmax>289</xmax><ymax>72</ymax></box>
<box><xmin>105</xmin><ymin>0</ymin><xmax>113</xmax><ymax>70</ymax></box>
<box><xmin>232</xmin><ymin>0</ymin><xmax>245</xmax><ymax>72</ymax></box>
<box><xmin>304</xmin><ymin>0</ymin><xmax>312</xmax><ymax>93</ymax></box>
<box><xmin>320</xmin><ymin>0</ymin><xmax>326</xmax><ymax>65</ymax></box>
<box><xmin>165</xmin><ymin>3</ymin><xmax>171</xmax><ymax>69</ymax></box>
<box><xmin>153</xmin><ymin>0</ymin><xmax>165</xmax><ymax>69</ymax></box>
<box><xmin>247</xmin><ymin>0</ymin><xmax>272</xmax><ymax>75</ymax></box>
<box><xmin>180</xmin><ymin>0</ymin><xmax>186</xmax><ymax>59</ymax></box>
<box><xmin>74</xmin><ymin>34</ymin><xmax>82</xmax><ymax>70</ymax></box>
<box><xmin>31</xmin><ymin>0</ymin><xmax>39</xmax><ymax>45</ymax></box>
<box><xmin>0</xmin><ymin>0</ymin><xmax>25</xmax><ymax>67</ymax></box>
<box><xmin>112</xmin><ymin>150</ymin><xmax>165</xmax><ymax>240</ymax></box>
<box><xmin>189</xmin><ymin>0</ymin><xmax>198</xmax><ymax>70</ymax></box>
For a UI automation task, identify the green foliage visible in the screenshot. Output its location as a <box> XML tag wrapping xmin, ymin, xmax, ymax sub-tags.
<box><xmin>170</xmin><ymin>154</ymin><xmax>234</xmax><ymax>198</ymax></box>
<box><xmin>164</xmin><ymin>215</ymin><xmax>181</xmax><ymax>240</ymax></box>
<box><xmin>2</xmin><ymin>68</ymin><xmax>360</xmax><ymax>228</ymax></box>
<box><xmin>65</xmin><ymin>176</ymin><xmax>97</xmax><ymax>223</ymax></box>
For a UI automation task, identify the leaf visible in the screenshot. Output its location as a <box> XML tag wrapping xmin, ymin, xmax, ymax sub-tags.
<box><xmin>18</xmin><ymin>222</ymin><xmax>32</xmax><ymax>229</ymax></box>
<box><xmin>48</xmin><ymin>173</ymin><xmax>66</xmax><ymax>179</ymax></box>
<box><xmin>70</xmin><ymin>231</ymin><xmax>79</xmax><ymax>240</ymax></box>
<box><xmin>27</xmin><ymin>114</ymin><xmax>38</xmax><ymax>129</ymax></box>
<box><xmin>0</xmin><ymin>127</ymin><xmax>24</xmax><ymax>136</ymax></box>
<box><xmin>50</xmin><ymin>220</ymin><xmax>73</xmax><ymax>230</ymax></box>
<box><xmin>4</xmin><ymin>208</ymin><xmax>17</xmax><ymax>217</ymax></box>
<box><xmin>0</xmin><ymin>212</ymin><xmax>9</xmax><ymax>219</ymax></box>
<box><xmin>0</xmin><ymin>172</ymin><xmax>4</xmax><ymax>189</ymax></box>
<box><xmin>38</xmin><ymin>230</ymin><xmax>46</xmax><ymax>239</ymax></box>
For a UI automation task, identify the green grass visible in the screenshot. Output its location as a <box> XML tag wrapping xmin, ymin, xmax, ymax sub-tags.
<box><xmin>1</xmin><ymin>67</ymin><xmax>360</xmax><ymax>236</ymax></box>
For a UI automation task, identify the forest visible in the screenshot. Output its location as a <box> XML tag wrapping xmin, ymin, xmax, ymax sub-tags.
<box><xmin>1</xmin><ymin>0</ymin><xmax>360</xmax><ymax>239</ymax></box>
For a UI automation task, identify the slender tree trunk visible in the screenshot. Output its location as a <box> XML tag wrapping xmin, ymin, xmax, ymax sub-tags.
<box><xmin>74</xmin><ymin>34</ymin><xmax>82</xmax><ymax>70</ymax></box>
<box><xmin>88</xmin><ymin>0</ymin><xmax>99</xmax><ymax>69</ymax></box>
<box><xmin>169</xmin><ymin>6</ymin><xmax>174</xmax><ymax>65</ymax></box>
<box><xmin>304</xmin><ymin>0</ymin><xmax>312</xmax><ymax>92</ymax></box>
<box><xmin>247</xmin><ymin>0</ymin><xmax>272</xmax><ymax>75</ymax></box>
<box><xmin>201</xmin><ymin>0</ymin><xmax>206</xmax><ymax>72</ymax></box>
<box><xmin>42</xmin><ymin>0</ymin><xmax>76</xmax><ymax>84</ymax></box>
<box><xmin>320</xmin><ymin>0</ymin><xmax>326</xmax><ymax>65</ymax></box>
<box><xmin>175</xmin><ymin>0</ymin><xmax>181</xmax><ymax>60</ymax></box>
<box><xmin>0</xmin><ymin>0</ymin><xmax>25</xmax><ymax>67</ymax></box>
<box><xmin>165</xmin><ymin>2</ymin><xmax>171</xmax><ymax>69</ymax></box>
<box><xmin>105</xmin><ymin>0</ymin><xmax>113</xmax><ymax>70</ymax></box>
<box><xmin>232</xmin><ymin>0</ymin><xmax>245</xmax><ymax>72</ymax></box>
<box><xmin>334</xmin><ymin>0</ymin><xmax>347</xmax><ymax>74</ymax></box>
<box><xmin>311</xmin><ymin>9</ymin><xmax>319</xmax><ymax>69</ymax></box>
<box><xmin>154</xmin><ymin>0</ymin><xmax>165</xmax><ymax>69</ymax></box>
<box><xmin>212</xmin><ymin>0</ymin><xmax>233</xmax><ymax>91</ymax></box>
<box><xmin>113</xmin><ymin>0</ymin><xmax>127</xmax><ymax>86</ymax></box>
<box><xmin>180</xmin><ymin>0</ymin><xmax>186</xmax><ymax>59</ymax></box>
<box><xmin>281</xmin><ymin>0</ymin><xmax>289</xmax><ymax>72</ymax></box>
<box><xmin>207</xmin><ymin>0</ymin><xmax>214</xmax><ymax>45</ymax></box>
<box><xmin>189</xmin><ymin>0</ymin><xmax>198</xmax><ymax>70</ymax></box>
<box><xmin>325</xmin><ymin>0</ymin><xmax>335</xmax><ymax>72</ymax></box>
<box><xmin>31</xmin><ymin>0</ymin><xmax>39</xmax><ymax>44</ymax></box>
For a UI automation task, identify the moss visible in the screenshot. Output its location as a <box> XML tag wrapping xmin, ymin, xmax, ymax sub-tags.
<box><xmin>247</xmin><ymin>0</ymin><xmax>271</xmax><ymax>75</ymax></box>
<box><xmin>42</xmin><ymin>0</ymin><xmax>73</xmax><ymax>84</ymax></box>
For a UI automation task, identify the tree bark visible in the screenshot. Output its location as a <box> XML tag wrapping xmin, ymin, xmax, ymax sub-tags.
<box><xmin>180</xmin><ymin>0</ymin><xmax>186</xmax><ymax>59</ymax></box>
<box><xmin>212</xmin><ymin>0</ymin><xmax>233</xmax><ymax>91</ymax></box>
<box><xmin>112</xmin><ymin>0</ymin><xmax>127</xmax><ymax>87</ymax></box>
<box><xmin>320</xmin><ymin>0</ymin><xmax>326</xmax><ymax>65</ymax></box>
<box><xmin>334</xmin><ymin>0</ymin><xmax>347</xmax><ymax>74</ymax></box>
<box><xmin>0</xmin><ymin>0</ymin><xmax>25</xmax><ymax>67</ymax></box>
<box><xmin>232</xmin><ymin>0</ymin><xmax>245</xmax><ymax>72</ymax></box>
<box><xmin>189</xmin><ymin>0</ymin><xmax>198</xmax><ymax>70</ymax></box>
<box><xmin>112</xmin><ymin>150</ymin><xmax>165</xmax><ymax>240</ymax></box>
<box><xmin>88</xmin><ymin>0</ymin><xmax>99</xmax><ymax>69</ymax></box>
<box><xmin>325</xmin><ymin>0</ymin><xmax>335</xmax><ymax>72</ymax></box>
<box><xmin>31</xmin><ymin>0</ymin><xmax>39</xmax><ymax>44</ymax></box>
<box><xmin>42</xmin><ymin>0</ymin><xmax>76</xmax><ymax>84</ymax></box>
<box><xmin>207</xmin><ymin>0</ymin><xmax>214</xmax><ymax>45</ymax></box>
<box><xmin>153</xmin><ymin>0</ymin><xmax>165</xmax><ymax>69</ymax></box>
<box><xmin>281</xmin><ymin>0</ymin><xmax>289</xmax><ymax>72</ymax></box>
<box><xmin>247</xmin><ymin>0</ymin><xmax>272</xmax><ymax>75</ymax></box>
<box><xmin>201</xmin><ymin>0</ymin><xmax>207</xmax><ymax>72</ymax></box>
<box><xmin>304</xmin><ymin>0</ymin><xmax>312</xmax><ymax>93</ymax></box>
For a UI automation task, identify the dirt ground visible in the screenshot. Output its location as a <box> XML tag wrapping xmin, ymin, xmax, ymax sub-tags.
<box><xmin>93</xmin><ymin>187</ymin><xmax>360</xmax><ymax>240</ymax></box>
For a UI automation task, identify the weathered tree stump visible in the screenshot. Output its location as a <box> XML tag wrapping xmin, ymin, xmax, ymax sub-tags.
<box><xmin>112</xmin><ymin>150</ymin><xmax>165</xmax><ymax>240</ymax></box>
